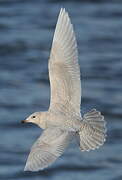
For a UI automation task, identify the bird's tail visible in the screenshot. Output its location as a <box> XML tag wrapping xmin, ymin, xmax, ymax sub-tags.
<box><xmin>78</xmin><ymin>109</ymin><xmax>106</xmax><ymax>151</ymax></box>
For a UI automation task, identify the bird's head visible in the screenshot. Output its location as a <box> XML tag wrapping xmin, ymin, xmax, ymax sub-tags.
<box><xmin>21</xmin><ymin>112</ymin><xmax>46</xmax><ymax>129</ymax></box>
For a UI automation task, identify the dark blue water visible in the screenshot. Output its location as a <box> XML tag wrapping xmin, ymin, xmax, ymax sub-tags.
<box><xmin>0</xmin><ymin>0</ymin><xmax>122</xmax><ymax>180</ymax></box>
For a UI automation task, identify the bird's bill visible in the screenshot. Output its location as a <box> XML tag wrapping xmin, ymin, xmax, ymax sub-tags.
<box><xmin>21</xmin><ymin>119</ymin><xmax>27</xmax><ymax>123</ymax></box>
<box><xmin>21</xmin><ymin>120</ymin><xmax>27</xmax><ymax>123</ymax></box>
<box><xmin>21</xmin><ymin>118</ymin><xmax>33</xmax><ymax>124</ymax></box>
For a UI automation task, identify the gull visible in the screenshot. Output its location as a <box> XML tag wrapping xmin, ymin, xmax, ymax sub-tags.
<box><xmin>22</xmin><ymin>8</ymin><xmax>106</xmax><ymax>171</ymax></box>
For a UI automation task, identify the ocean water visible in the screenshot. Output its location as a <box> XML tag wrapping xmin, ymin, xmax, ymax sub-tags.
<box><xmin>0</xmin><ymin>0</ymin><xmax>122</xmax><ymax>180</ymax></box>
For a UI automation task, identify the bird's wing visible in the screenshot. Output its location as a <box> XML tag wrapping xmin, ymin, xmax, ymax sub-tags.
<box><xmin>24</xmin><ymin>128</ymin><xmax>73</xmax><ymax>171</ymax></box>
<box><xmin>49</xmin><ymin>8</ymin><xmax>81</xmax><ymax>115</ymax></box>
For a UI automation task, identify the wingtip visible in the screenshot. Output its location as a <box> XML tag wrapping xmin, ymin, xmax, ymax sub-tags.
<box><xmin>24</xmin><ymin>164</ymin><xmax>45</xmax><ymax>172</ymax></box>
<box><xmin>24</xmin><ymin>164</ymin><xmax>29</xmax><ymax>172</ymax></box>
<box><xmin>24</xmin><ymin>163</ymin><xmax>31</xmax><ymax>172</ymax></box>
<box><xmin>60</xmin><ymin>7</ymin><xmax>65</xmax><ymax>11</ymax></box>
<box><xmin>59</xmin><ymin>7</ymin><xmax>67</xmax><ymax>16</ymax></box>
<box><xmin>58</xmin><ymin>7</ymin><xmax>64</xmax><ymax>19</ymax></box>
<box><xmin>24</xmin><ymin>166</ymin><xmax>33</xmax><ymax>172</ymax></box>
<box><xmin>24</xmin><ymin>167</ymin><xmax>27</xmax><ymax>172</ymax></box>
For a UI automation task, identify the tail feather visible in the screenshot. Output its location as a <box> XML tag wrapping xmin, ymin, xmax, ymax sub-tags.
<box><xmin>79</xmin><ymin>109</ymin><xmax>106</xmax><ymax>151</ymax></box>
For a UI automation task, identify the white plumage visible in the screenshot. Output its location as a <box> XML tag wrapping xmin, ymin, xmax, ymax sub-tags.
<box><xmin>49</xmin><ymin>8</ymin><xmax>81</xmax><ymax>115</ymax></box>
<box><xmin>23</xmin><ymin>8</ymin><xmax>107</xmax><ymax>172</ymax></box>
<box><xmin>24</xmin><ymin>128</ymin><xmax>72</xmax><ymax>171</ymax></box>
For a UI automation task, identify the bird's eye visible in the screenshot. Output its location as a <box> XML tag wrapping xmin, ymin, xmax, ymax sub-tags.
<box><xmin>32</xmin><ymin>116</ymin><xmax>36</xmax><ymax>118</ymax></box>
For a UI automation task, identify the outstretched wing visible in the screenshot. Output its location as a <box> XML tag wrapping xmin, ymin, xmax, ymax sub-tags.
<box><xmin>49</xmin><ymin>8</ymin><xmax>81</xmax><ymax>115</ymax></box>
<box><xmin>24</xmin><ymin>128</ymin><xmax>72</xmax><ymax>171</ymax></box>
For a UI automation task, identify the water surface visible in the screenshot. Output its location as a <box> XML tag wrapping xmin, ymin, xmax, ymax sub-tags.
<box><xmin>0</xmin><ymin>0</ymin><xmax>122</xmax><ymax>180</ymax></box>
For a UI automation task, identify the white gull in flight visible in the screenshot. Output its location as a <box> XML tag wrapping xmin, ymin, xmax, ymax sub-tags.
<box><xmin>22</xmin><ymin>8</ymin><xmax>106</xmax><ymax>171</ymax></box>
